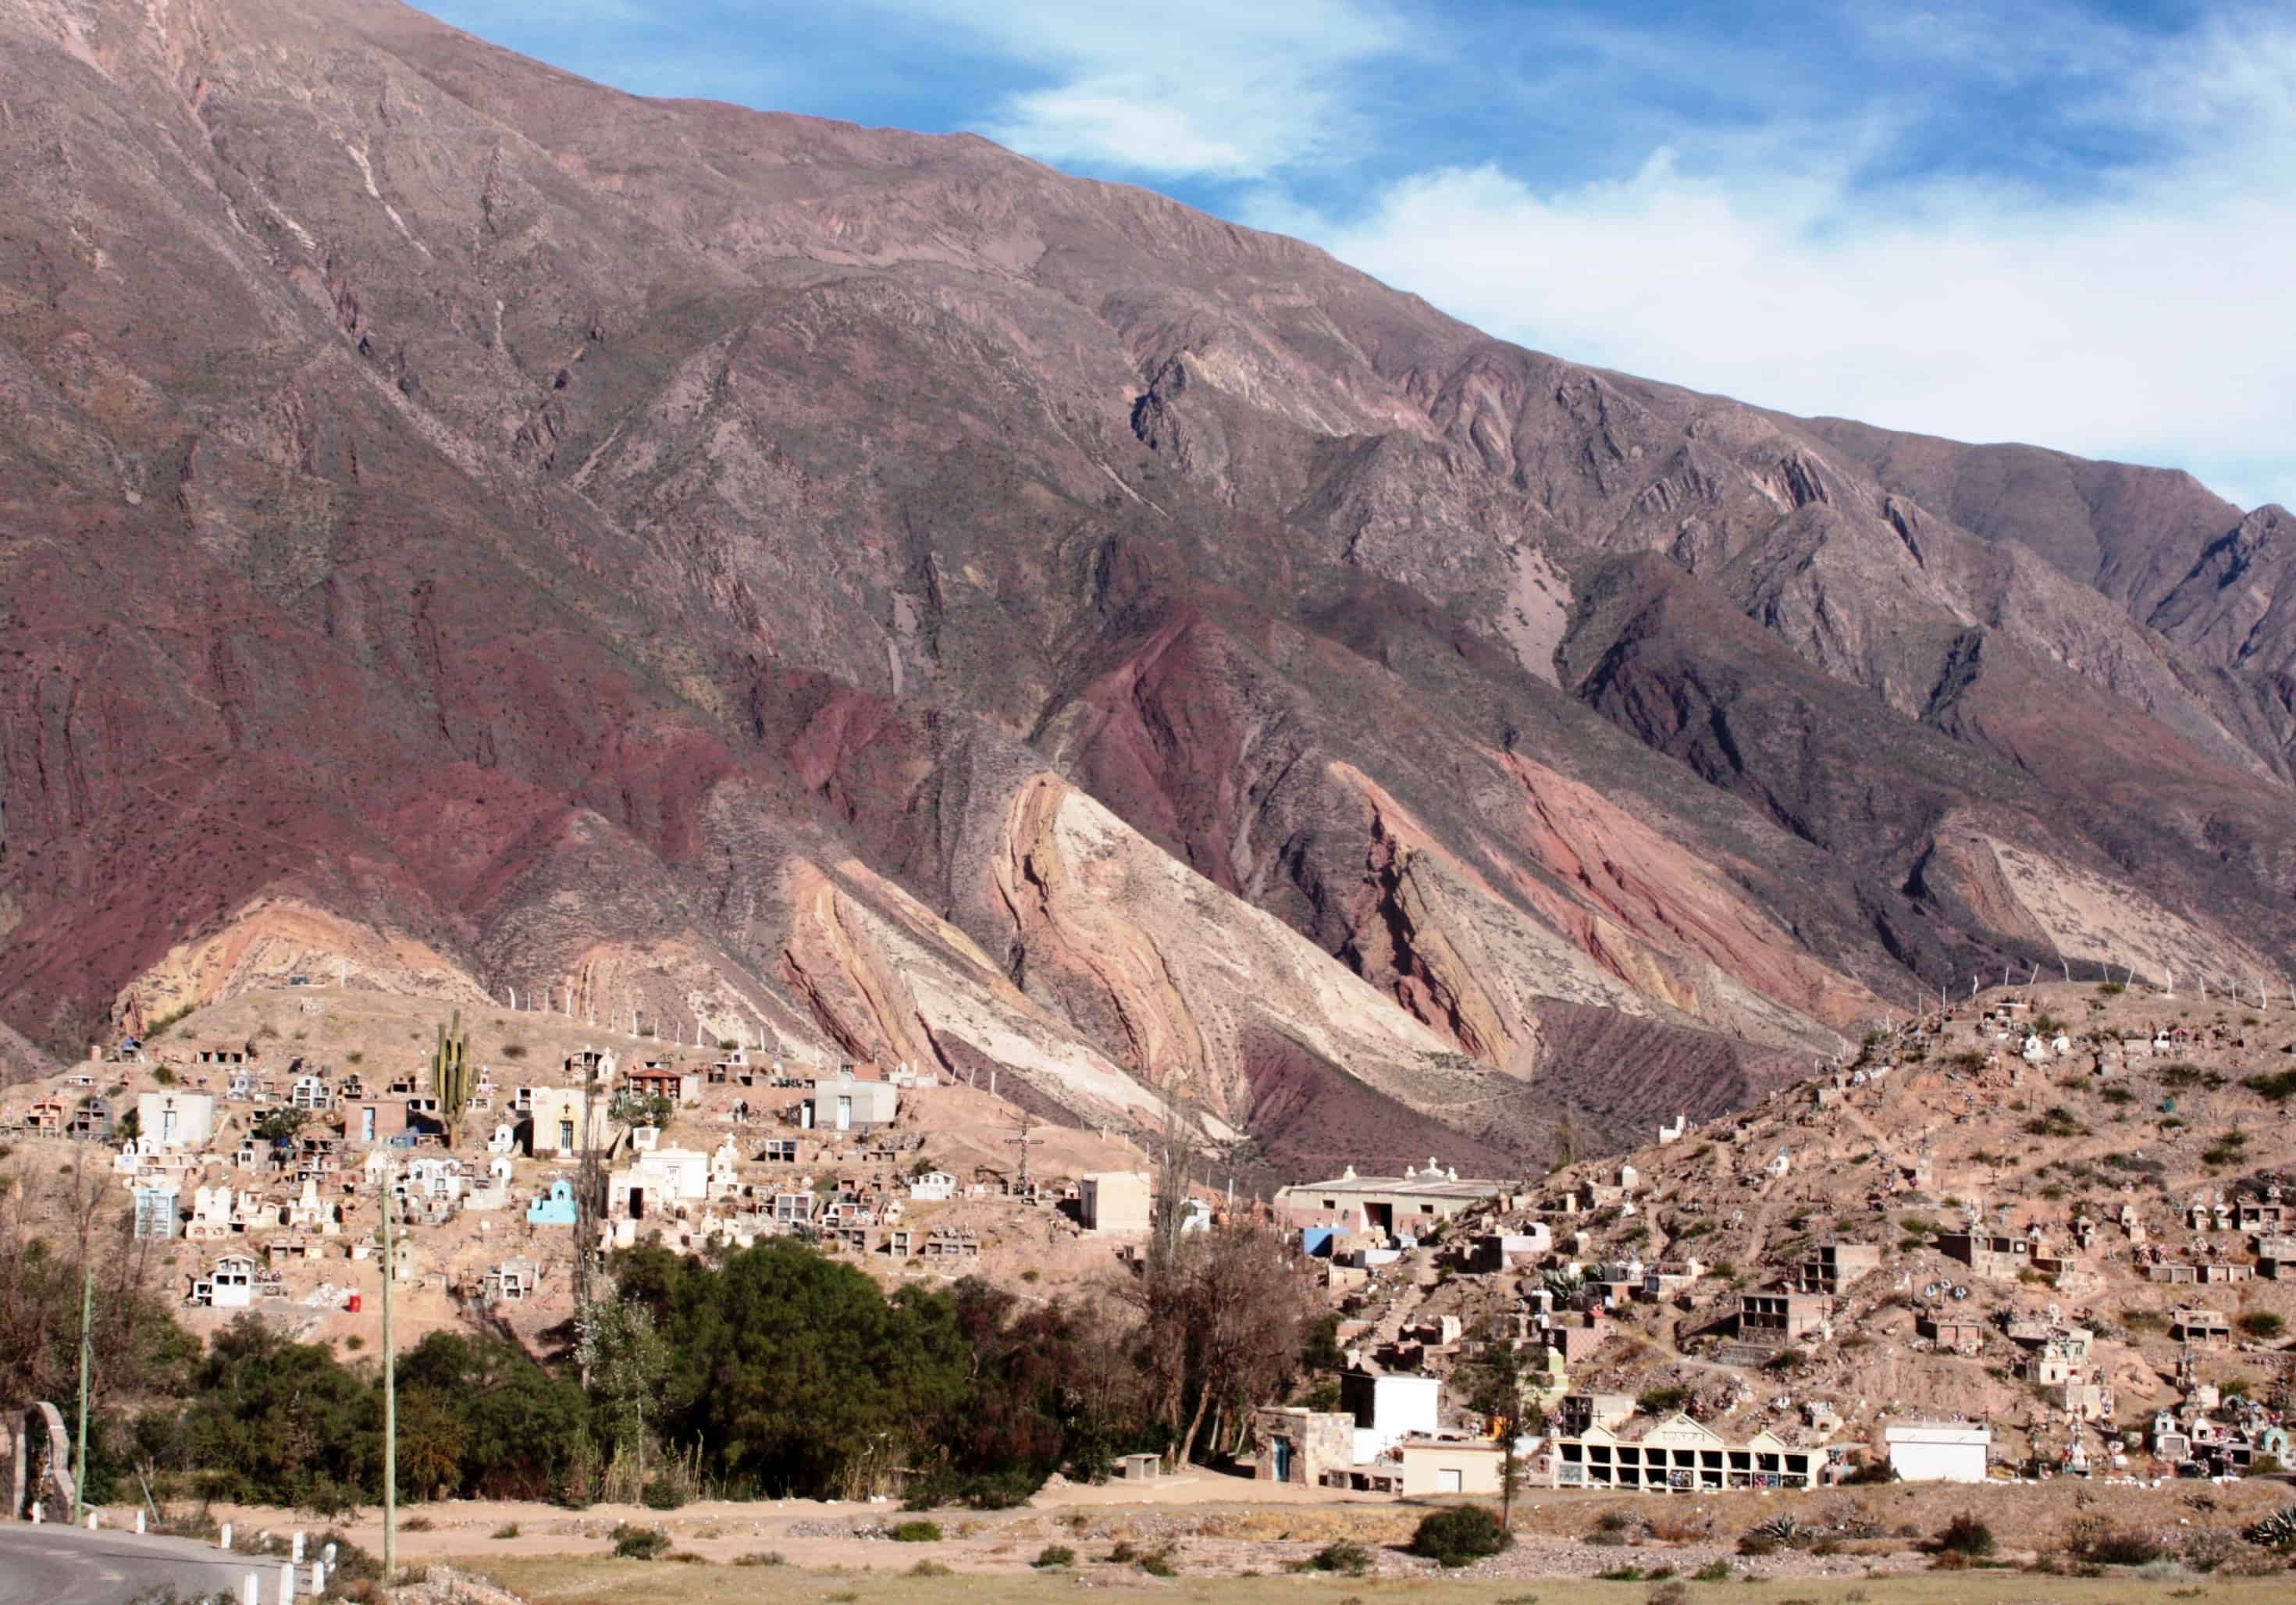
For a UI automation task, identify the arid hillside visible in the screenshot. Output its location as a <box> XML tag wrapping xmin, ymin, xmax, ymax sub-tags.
<box><xmin>2</xmin><ymin>0</ymin><xmax>2291</xmax><ymax>1169</ymax></box>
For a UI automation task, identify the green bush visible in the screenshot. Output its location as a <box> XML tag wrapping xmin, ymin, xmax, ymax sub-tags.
<box><xmin>2242</xmin><ymin>1069</ymin><xmax>2296</xmax><ymax>1101</ymax></box>
<box><xmin>1033</xmin><ymin>1544</ymin><xmax>1077</xmax><ymax>1568</ymax></box>
<box><xmin>733</xmin><ymin>1550</ymin><xmax>786</xmax><ymax>1566</ymax></box>
<box><xmin>1309</xmin><ymin>1540</ymin><xmax>1372</xmax><ymax>1575</ymax></box>
<box><xmin>2237</xmin><ymin>1311</ymin><xmax>2284</xmax><ymax>1340</ymax></box>
<box><xmin>1410</xmin><ymin>1504</ymin><xmax>1511</xmax><ymax>1567</ymax></box>
<box><xmin>610</xmin><ymin>1524</ymin><xmax>671</xmax><ymax>1561</ymax></box>
<box><xmin>888</xmin><ymin>1519</ymin><xmax>942</xmax><ymax>1543</ymax></box>
<box><xmin>639</xmin><ymin>1476</ymin><xmax>687</xmax><ymax>1510</ymax></box>
<box><xmin>899</xmin><ymin>1465</ymin><xmax>1042</xmax><ymax>1510</ymax></box>
<box><xmin>1935</xmin><ymin>1514</ymin><xmax>1993</xmax><ymax>1557</ymax></box>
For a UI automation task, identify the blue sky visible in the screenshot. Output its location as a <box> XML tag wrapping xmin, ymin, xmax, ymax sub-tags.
<box><xmin>429</xmin><ymin>2</ymin><xmax>2295</xmax><ymax>510</ymax></box>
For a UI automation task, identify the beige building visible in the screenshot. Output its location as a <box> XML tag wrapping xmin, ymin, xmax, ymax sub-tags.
<box><xmin>1273</xmin><ymin>1162</ymin><xmax>1498</xmax><ymax>1239</ymax></box>
<box><xmin>1398</xmin><ymin>1438</ymin><xmax>1508</xmax><ymax>1496</ymax></box>
<box><xmin>1079</xmin><ymin>1171</ymin><xmax>1152</xmax><ymax>1233</ymax></box>
<box><xmin>1798</xmin><ymin>1242</ymin><xmax>1881</xmax><ymax>1293</ymax></box>
<box><xmin>1250</xmin><ymin>1405</ymin><xmax>1357</xmax><ymax>1486</ymax></box>
<box><xmin>1940</xmin><ymin>1231</ymin><xmax>2034</xmax><ymax>1279</ymax></box>
<box><xmin>2170</xmin><ymin>1307</ymin><xmax>2232</xmax><ymax>1346</ymax></box>
<box><xmin>526</xmin><ymin>1085</ymin><xmax>614</xmax><ymax>1157</ymax></box>
<box><xmin>1736</xmin><ymin>1290</ymin><xmax>1833</xmax><ymax>1345</ymax></box>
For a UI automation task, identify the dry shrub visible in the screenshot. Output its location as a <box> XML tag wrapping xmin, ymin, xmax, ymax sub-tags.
<box><xmin>1645</xmin><ymin>1508</ymin><xmax>1714</xmax><ymax>1543</ymax></box>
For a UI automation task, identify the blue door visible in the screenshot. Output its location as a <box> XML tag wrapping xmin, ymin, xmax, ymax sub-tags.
<box><xmin>1273</xmin><ymin>1436</ymin><xmax>1293</xmax><ymax>1482</ymax></box>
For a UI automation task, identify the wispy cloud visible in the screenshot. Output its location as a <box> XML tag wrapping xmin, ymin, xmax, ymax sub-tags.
<box><xmin>860</xmin><ymin>0</ymin><xmax>1407</xmax><ymax>178</ymax></box>
<box><xmin>419</xmin><ymin>1</ymin><xmax>2296</xmax><ymax>506</ymax></box>
<box><xmin>1259</xmin><ymin>12</ymin><xmax>2296</xmax><ymax>508</ymax></box>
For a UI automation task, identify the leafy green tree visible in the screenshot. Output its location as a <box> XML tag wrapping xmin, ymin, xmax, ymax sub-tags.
<box><xmin>578</xmin><ymin>1296</ymin><xmax>671</xmax><ymax>1475</ymax></box>
<box><xmin>618</xmin><ymin>1239</ymin><xmax>970</xmax><ymax>1497</ymax></box>
<box><xmin>178</xmin><ymin>1317</ymin><xmax>379</xmax><ymax>1509</ymax></box>
<box><xmin>396</xmin><ymin>1331</ymin><xmax>589</xmax><ymax>1499</ymax></box>
<box><xmin>607</xmin><ymin>1090</ymin><xmax>674</xmax><ymax>1131</ymax></box>
<box><xmin>252</xmin><ymin>1107</ymin><xmax>308</xmax><ymax>1146</ymax></box>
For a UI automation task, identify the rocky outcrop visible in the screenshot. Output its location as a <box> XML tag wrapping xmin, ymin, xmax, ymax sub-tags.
<box><xmin>989</xmin><ymin>774</ymin><xmax>1453</xmax><ymax>1124</ymax></box>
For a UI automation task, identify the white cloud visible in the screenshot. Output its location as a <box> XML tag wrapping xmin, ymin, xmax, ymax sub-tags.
<box><xmin>1263</xmin><ymin>16</ymin><xmax>2296</xmax><ymax>508</ymax></box>
<box><xmin>863</xmin><ymin>0</ymin><xmax>1404</xmax><ymax>178</ymax></box>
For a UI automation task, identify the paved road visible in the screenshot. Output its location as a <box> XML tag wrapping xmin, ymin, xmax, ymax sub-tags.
<box><xmin>0</xmin><ymin>1523</ymin><xmax>276</xmax><ymax>1603</ymax></box>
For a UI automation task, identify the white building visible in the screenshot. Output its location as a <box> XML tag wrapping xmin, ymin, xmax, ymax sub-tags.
<box><xmin>608</xmin><ymin>1145</ymin><xmax>711</xmax><ymax>1221</ymax></box>
<box><xmin>802</xmin><ymin>1066</ymin><xmax>899</xmax><ymax>1132</ymax></box>
<box><xmin>198</xmin><ymin>1254</ymin><xmax>258</xmax><ymax>1309</ymax></box>
<box><xmin>1885</xmin><ymin>1422</ymin><xmax>1991</xmax><ymax>1483</ymax></box>
<box><xmin>1340</xmin><ymin>1372</ymin><xmax>1441</xmax><ymax>1464</ymax></box>
<box><xmin>908</xmin><ymin>1171</ymin><xmax>956</xmax><ymax>1201</ymax></box>
<box><xmin>137</xmin><ymin>1091</ymin><xmax>216</xmax><ymax>1151</ymax></box>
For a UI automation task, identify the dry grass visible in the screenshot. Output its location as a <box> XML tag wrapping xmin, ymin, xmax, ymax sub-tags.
<box><xmin>480</xmin><ymin>1555</ymin><xmax>2294</xmax><ymax>1605</ymax></box>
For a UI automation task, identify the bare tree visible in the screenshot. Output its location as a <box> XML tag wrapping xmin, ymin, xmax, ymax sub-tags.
<box><xmin>1131</xmin><ymin>1219</ymin><xmax>1314</xmax><ymax>1470</ymax></box>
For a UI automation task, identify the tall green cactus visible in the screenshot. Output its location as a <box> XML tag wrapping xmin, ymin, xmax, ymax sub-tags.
<box><xmin>433</xmin><ymin>1009</ymin><xmax>475</xmax><ymax>1146</ymax></box>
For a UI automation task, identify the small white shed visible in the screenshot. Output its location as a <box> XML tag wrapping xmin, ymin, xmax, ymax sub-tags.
<box><xmin>1885</xmin><ymin>1422</ymin><xmax>1990</xmax><ymax>1482</ymax></box>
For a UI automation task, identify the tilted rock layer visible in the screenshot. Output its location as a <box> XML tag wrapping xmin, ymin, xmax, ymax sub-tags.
<box><xmin>2</xmin><ymin>0</ymin><xmax>2291</xmax><ymax>1169</ymax></box>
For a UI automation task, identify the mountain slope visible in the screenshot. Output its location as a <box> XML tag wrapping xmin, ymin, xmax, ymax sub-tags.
<box><xmin>1</xmin><ymin>0</ymin><xmax>2289</xmax><ymax>1173</ymax></box>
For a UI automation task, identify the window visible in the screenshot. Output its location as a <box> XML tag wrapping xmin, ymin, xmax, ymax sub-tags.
<box><xmin>361</xmin><ymin>1108</ymin><xmax>376</xmax><ymax>1142</ymax></box>
<box><xmin>559</xmin><ymin>1119</ymin><xmax>575</xmax><ymax>1150</ymax></box>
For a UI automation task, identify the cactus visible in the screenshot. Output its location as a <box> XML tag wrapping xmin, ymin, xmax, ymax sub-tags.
<box><xmin>2245</xmin><ymin>1507</ymin><xmax>2296</xmax><ymax>1550</ymax></box>
<box><xmin>1751</xmin><ymin>1514</ymin><xmax>1803</xmax><ymax>1546</ymax></box>
<box><xmin>433</xmin><ymin>1009</ymin><xmax>475</xmax><ymax>1145</ymax></box>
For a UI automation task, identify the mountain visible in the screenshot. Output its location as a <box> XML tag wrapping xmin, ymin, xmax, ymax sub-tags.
<box><xmin>2</xmin><ymin>0</ymin><xmax>2291</xmax><ymax>1172</ymax></box>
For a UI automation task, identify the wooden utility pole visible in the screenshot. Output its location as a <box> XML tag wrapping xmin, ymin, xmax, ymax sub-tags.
<box><xmin>381</xmin><ymin>1162</ymin><xmax>397</xmax><ymax>1589</ymax></box>
<box><xmin>71</xmin><ymin>1145</ymin><xmax>92</xmax><ymax>1524</ymax></box>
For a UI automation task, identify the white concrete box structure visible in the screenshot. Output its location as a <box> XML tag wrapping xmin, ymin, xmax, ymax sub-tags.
<box><xmin>1885</xmin><ymin>1422</ymin><xmax>1990</xmax><ymax>1483</ymax></box>
<box><xmin>1341</xmin><ymin>1372</ymin><xmax>1441</xmax><ymax>1464</ymax></box>
<box><xmin>137</xmin><ymin>1091</ymin><xmax>215</xmax><ymax>1151</ymax></box>
<box><xmin>802</xmin><ymin>1066</ymin><xmax>899</xmax><ymax>1133</ymax></box>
